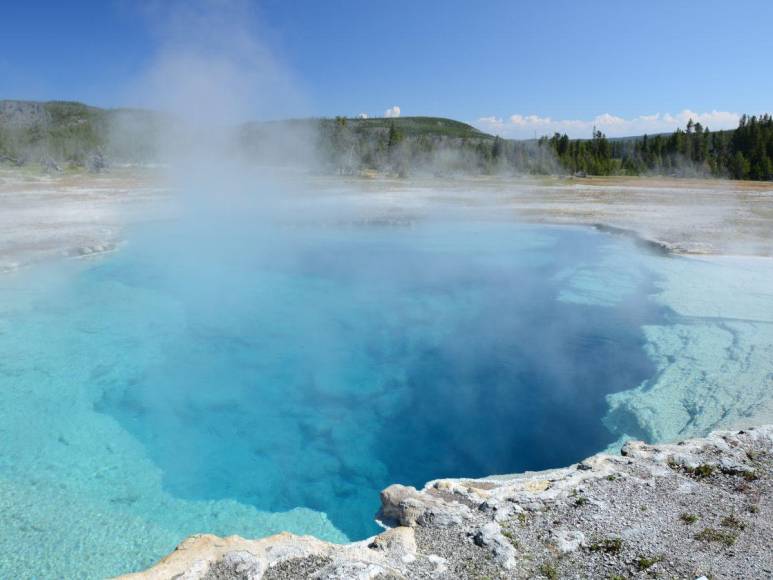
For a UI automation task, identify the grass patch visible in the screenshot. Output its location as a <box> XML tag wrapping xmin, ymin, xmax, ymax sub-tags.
<box><xmin>501</xmin><ymin>529</ymin><xmax>519</xmax><ymax>549</ymax></box>
<box><xmin>720</xmin><ymin>514</ymin><xmax>746</xmax><ymax>530</ymax></box>
<box><xmin>636</xmin><ymin>555</ymin><xmax>662</xmax><ymax>570</ymax></box>
<box><xmin>680</xmin><ymin>513</ymin><xmax>699</xmax><ymax>525</ymax></box>
<box><xmin>538</xmin><ymin>562</ymin><xmax>559</xmax><ymax>580</ymax></box>
<box><xmin>574</xmin><ymin>496</ymin><xmax>589</xmax><ymax>507</ymax></box>
<box><xmin>684</xmin><ymin>464</ymin><xmax>715</xmax><ymax>478</ymax></box>
<box><xmin>695</xmin><ymin>527</ymin><xmax>737</xmax><ymax>547</ymax></box>
<box><xmin>588</xmin><ymin>538</ymin><xmax>623</xmax><ymax>554</ymax></box>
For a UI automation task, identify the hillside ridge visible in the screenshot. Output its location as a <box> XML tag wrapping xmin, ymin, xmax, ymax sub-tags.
<box><xmin>2</xmin><ymin>99</ymin><xmax>770</xmax><ymax>180</ymax></box>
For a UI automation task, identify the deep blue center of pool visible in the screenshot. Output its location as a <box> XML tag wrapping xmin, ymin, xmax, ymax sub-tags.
<box><xmin>87</xmin><ymin>221</ymin><xmax>661</xmax><ymax>539</ymax></box>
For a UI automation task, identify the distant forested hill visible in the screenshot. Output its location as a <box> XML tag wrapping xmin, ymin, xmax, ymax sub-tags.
<box><xmin>239</xmin><ymin>115</ymin><xmax>500</xmax><ymax>174</ymax></box>
<box><xmin>1</xmin><ymin>99</ymin><xmax>770</xmax><ymax>180</ymax></box>
<box><xmin>0</xmin><ymin>100</ymin><xmax>165</xmax><ymax>166</ymax></box>
<box><xmin>330</xmin><ymin>116</ymin><xmax>494</xmax><ymax>139</ymax></box>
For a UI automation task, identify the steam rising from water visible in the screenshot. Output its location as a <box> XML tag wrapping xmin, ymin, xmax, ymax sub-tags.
<box><xmin>115</xmin><ymin>0</ymin><xmax>326</xmax><ymax>318</ymax></box>
<box><xmin>94</xmin><ymin>221</ymin><xmax>662</xmax><ymax>538</ymax></box>
<box><xmin>118</xmin><ymin>0</ymin><xmax>315</xmax><ymax>178</ymax></box>
<box><xmin>133</xmin><ymin>0</ymin><xmax>303</xmax><ymax>126</ymax></box>
<box><xmin>94</xmin><ymin>2</ymin><xmax>663</xmax><ymax>541</ymax></box>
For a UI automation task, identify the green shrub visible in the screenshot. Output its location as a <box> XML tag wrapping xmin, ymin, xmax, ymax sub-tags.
<box><xmin>695</xmin><ymin>527</ymin><xmax>737</xmax><ymax>547</ymax></box>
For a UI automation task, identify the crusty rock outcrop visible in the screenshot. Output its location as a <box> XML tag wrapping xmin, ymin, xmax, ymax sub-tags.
<box><xmin>119</xmin><ymin>426</ymin><xmax>773</xmax><ymax>579</ymax></box>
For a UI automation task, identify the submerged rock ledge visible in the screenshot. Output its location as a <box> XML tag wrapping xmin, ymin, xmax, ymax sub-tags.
<box><xmin>120</xmin><ymin>426</ymin><xmax>772</xmax><ymax>579</ymax></box>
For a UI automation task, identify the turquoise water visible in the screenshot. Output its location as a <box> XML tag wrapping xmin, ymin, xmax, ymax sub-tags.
<box><xmin>0</xmin><ymin>220</ymin><xmax>664</xmax><ymax>577</ymax></box>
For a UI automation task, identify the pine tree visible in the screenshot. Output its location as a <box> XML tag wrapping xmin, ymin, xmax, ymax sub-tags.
<box><xmin>731</xmin><ymin>151</ymin><xmax>750</xmax><ymax>179</ymax></box>
<box><xmin>387</xmin><ymin>121</ymin><xmax>403</xmax><ymax>151</ymax></box>
<box><xmin>492</xmin><ymin>136</ymin><xmax>504</xmax><ymax>160</ymax></box>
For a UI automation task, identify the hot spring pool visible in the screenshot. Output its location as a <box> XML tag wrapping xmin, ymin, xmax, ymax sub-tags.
<box><xmin>3</xmin><ymin>219</ymin><xmax>769</xmax><ymax>578</ymax></box>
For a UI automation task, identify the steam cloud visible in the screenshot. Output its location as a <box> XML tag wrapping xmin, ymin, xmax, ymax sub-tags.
<box><xmin>87</xmin><ymin>0</ymin><xmax>661</xmax><ymax>544</ymax></box>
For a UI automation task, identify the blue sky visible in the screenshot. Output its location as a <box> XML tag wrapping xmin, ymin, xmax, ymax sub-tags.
<box><xmin>1</xmin><ymin>0</ymin><xmax>771</xmax><ymax>137</ymax></box>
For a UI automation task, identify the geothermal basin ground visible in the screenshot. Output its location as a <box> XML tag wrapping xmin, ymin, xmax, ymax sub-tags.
<box><xmin>0</xmin><ymin>168</ymin><xmax>771</xmax><ymax>578</ymax></box>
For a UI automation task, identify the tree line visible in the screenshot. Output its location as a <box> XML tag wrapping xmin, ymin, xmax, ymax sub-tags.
<box><xmin>319</xmin><ymin>114</ymin><xmax>773</xmax><ymax>181</ymax></box>
<box><xmin>544</xmin><ymin>114</ymin><xmax>773</xmax><ymax>180</ymax></box>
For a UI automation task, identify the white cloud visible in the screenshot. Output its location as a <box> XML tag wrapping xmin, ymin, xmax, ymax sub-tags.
<box><xmin>475</xmin><ymin>110</ymin><xmax>741</xmax><ymax>139</ymax></box>
<box><xmin>357</xmin><ymin>112</ymin><xmax>369</xmax><ymax>119</ymax></box>
<box><xmin>509</xmin><ymin>114</ymin><xmax>554</xmax><ymax>127</ymax></box>
<box><xmin>476</xmin><ymin>116</ymin><xmax>504</xmax><ymax>132</ymax></box>
<box><xmin>384</xmin><ymin>105</ymin><xmax>401</xmax><ymax>118</ymax></box>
